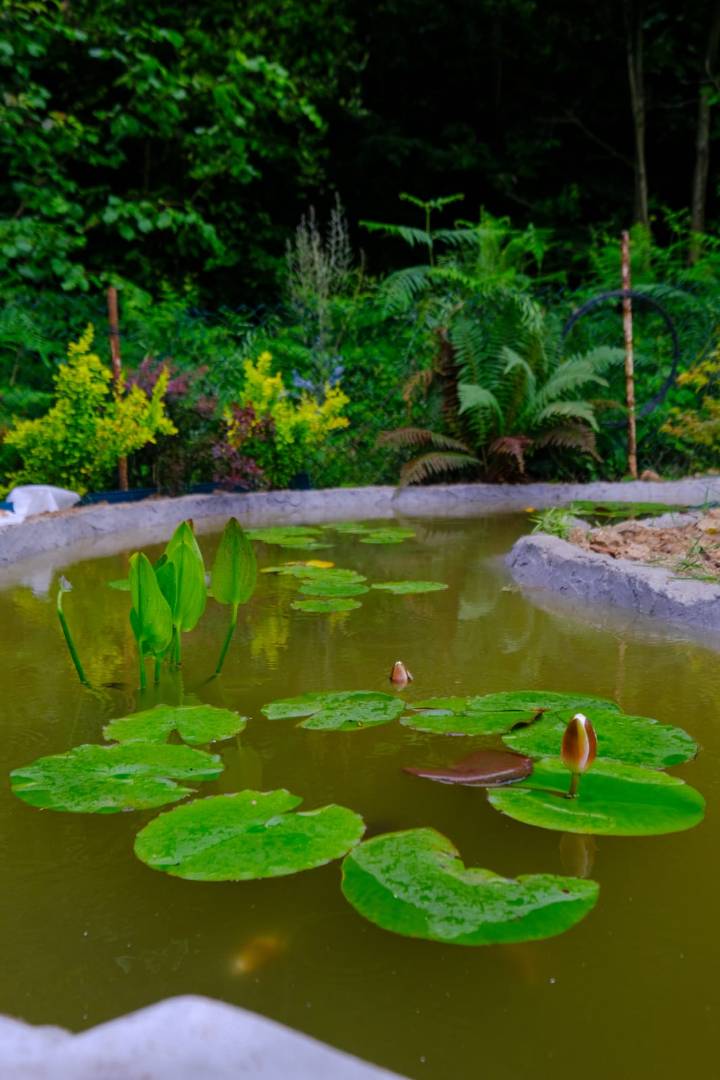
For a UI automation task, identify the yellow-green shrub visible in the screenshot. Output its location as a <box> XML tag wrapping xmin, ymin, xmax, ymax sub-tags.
<box><xmin>4</xmin><ymin>325</ymin><xmax>176</xmax><ymax>493</ymax></box>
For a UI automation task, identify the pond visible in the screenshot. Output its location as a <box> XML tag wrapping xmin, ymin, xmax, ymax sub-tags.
<box><xmin>0</xmin><ymin>514</ymin><xmax>718</xmax><ymax>1080</ymax></box>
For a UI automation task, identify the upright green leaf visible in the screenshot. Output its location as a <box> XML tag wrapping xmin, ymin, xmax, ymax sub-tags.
<box><xmin>211</xmin><ymin>518</ymin><xmax>257</xmax><ymax>607</ymax></box>
<box><xmin>129</xmin><ymin>552</ymin><xmax>173</xmax><ymax>666</ymax></box>
<box><xmin>168</xmin><ymin>539</ymin><xmax>207</xmax><ymax>633</ymax></box>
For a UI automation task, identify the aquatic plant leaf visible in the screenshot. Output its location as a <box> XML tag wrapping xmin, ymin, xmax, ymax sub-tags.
<box><xmin>134</xmin><ymin>789</ymin><xmax>365</xmax><ymax>880</ymax></box>
<box><xmin>10</xmin><ymin>742</ymin><xmax>222</xmax><ymax>814</ymax></box>
<box><xmin>246</xmin><ymin>526</ymin><xmax>323</xmax><ymax>548</ymax></box>
<box><xmin>400</xmin><ymin>710</ymin><xmax>522</xmax><ymax>736</ymax></box>
<box><xmin>504</xmin><ymin>708</ymin><xmax>697</xmax><ymax>769</ymax></box>
<box><xmin>263</xmin><ymin>564</ymin><xmax>364</xmax><ymax>582</ymax></box>
<box><xmin>291</xmin><ymin>598</ymin><xmax>362</xmax><ymax>613</ymax></box>
<box><xmin>104</xmin><ymin>704</ymin><xmax>247</xmax><ymax>746</ymax></box>
<box><xmin>469</xmin><ymin>691</ymin><xmax>621</xmax><ymax>714</ymax></box>
<box><xmin>403</xmin><ymin>750</ymin><xmax>533</xmax><ymax>786</ymax></box>
<box><xmin>298</xmin><ymin>580</ymin><xmax>369</xmax><ymax>597</ymax></box>
<box><xmin>274</xmin><ymin>540</ymin><xmax>334</xmax><ymax>550</ymax></box>
<box><xmin>371</xmin><ymin>581</ymin><xmax>448</xmax><ymax>594</ymax></box>
<box><xmin>488</xmin><ymin>758</ymin><xmax>706</xmax><ymax>836</ymax></box>
<box><xmin>262</xmin><ymin>690</ymin><xmax>405</xmax><ymax>730</ymax></box>
<box><xmin>341</xmin><ymin>828</ymin><xmax>598</xmax><ymax>945</ymax></box>
<box><xmin>211</xmin><ymin>517</ymin><xmax>257</xmax><ymax>607</ymax></box>
<box><xmin>323</xmin><ymin>522</ymin><xmax>374</xmax><ymax>534</ymax></box>
<box><xmin>163</xmin><ymin>526</ymin><xmax>207</xmax><ymax>633</ymax></box>
<box><xmin>108</xmin><ymin>578</ymin><xmax>130</xmax><ymax>591</ymax></box>
<box><xmin>360</xmin><ymin>529</ymin><xmax>415</xmax><ymax>545</ymax></box>
<box><xmin>129</xmin><ymin>552</ymin><xmax>173</xmax><ymax>656</ymax></box>
<box><xmin>569</xmin><ymin>500</ymin><xmax>689</xmax><ymax>522</ymax></box>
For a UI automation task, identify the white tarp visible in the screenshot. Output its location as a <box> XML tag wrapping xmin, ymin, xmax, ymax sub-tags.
<box><xmin>0</xmin><ymin>485</ymin><xmax>81</xmax><ymax>526</ymax></box>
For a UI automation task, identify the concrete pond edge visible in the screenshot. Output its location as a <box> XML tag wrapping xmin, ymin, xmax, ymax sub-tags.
<box><xmin>0</xmin><ymin>995</ymin><xmax>405</xmax><ymax>1079</ymax></box>
<box><xmin>3</xmin><ymin>475</ymin><xmax>720</xmax><ymax>570</ymax></box>
<box><xmin>507</xmin><ymin>531</ymin><xmax>720</xmax><ymax>634</ymax></box>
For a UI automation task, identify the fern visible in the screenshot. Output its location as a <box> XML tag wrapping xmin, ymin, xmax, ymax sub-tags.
<box><xmin>399</xmin><ymin>451</ymin><xmax>479</xmax><ymax>486</ymax></box>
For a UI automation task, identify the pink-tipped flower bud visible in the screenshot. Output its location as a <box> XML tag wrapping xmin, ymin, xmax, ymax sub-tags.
<box><xmin>561</xmin><ymin>712</ymin><xmax>597</xmax><ymax>776</ymax></box>
<box><xmin>389</xmin><ymin>661</ymin><xmax>413</xmax><ymax>687</ymax></box>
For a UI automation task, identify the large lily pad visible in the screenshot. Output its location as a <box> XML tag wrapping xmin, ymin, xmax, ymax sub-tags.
<box><xmin>403</xmin><ymin>750</ymin><xmax>533</xmax><ymax>787</ymax></box>
<box><xmin>10</xmin><ymin>742</ymin><xmax>222</xmax><ymax>814</ymax></box>
<box><xmin>134</xmin><ymin>789</ymin><xmax>365</xmax><ymax>880</ymax></box>
<box><xmin>504</xmin><ymin>708</ymin><xmax>697</xmax><ymax>769</ymax></box>
<box><xmin>323</xmin><ymin>522</ymin><xmax>374</xmax><ymax>534</ymax></box>
<box><xmin>341</xmin><ymin>828</ymin><xmax>598</xmax><ymax>945</ymax></box>
<box><xmin>291</xmin><ymin>598</ymin><xmax>362</xmax><ymax>613</ymax></box>
<box><xmin>261</xmin><ymin>560</ymin><xmax>338</xmax><ymax>576</ymax></box>
<box><xmin>371</xmin><ymin>581</ymin><xmax>448</xmax><ymax>595</ymax></box>
<box><xmin>488</xmin><ymin>758</ymin><xmax>706</xmax><ymax>836</ymax></box>
<box><xmin>400</xmin><ymin>710</ymin><xmax>522</xmax><ymax>736</ymax></box>
<box><xmin>262</xmin><ymin>690</ymin><xmax>405</xmax><ymax>731</ymax></box>
<box><xmin>299</xmin><ymin>580</ymin><xmax>369</xmax><ymax>598</ymax></box>
<box><xmin>103</xmin><ymin>704</ymin><xmax>247</xmax><ymax>747</ymax></box>
<box><xmin>401</xmin><ymin>690</ymin><xmax>621</xmax><ymax>736</ymax></box>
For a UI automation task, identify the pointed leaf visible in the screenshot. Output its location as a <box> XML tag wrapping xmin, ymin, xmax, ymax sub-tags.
<box><xmin>211</xmin><ymin>517</ymin><xmax>257</xmax><ymax>607</ymax></box>
<box><xmin>129</xmin><ymin>552</ymin><xmax>173</xmax><ymax>656</ymax></box>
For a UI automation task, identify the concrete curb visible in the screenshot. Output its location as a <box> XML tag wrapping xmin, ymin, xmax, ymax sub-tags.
<box><xmin>0</xmin><ymin>996</ymin><xmax>405</xmax><ymax>1079</ymax></box>
<box><xmin>1</xmin><ymin>477</ymin><xmax>720</xmax><ymax>570</ymax></box>
<box><xmin>507</xmin><ymin>532</ymin><xmax>720</xmax><ymax>633</ymax></box>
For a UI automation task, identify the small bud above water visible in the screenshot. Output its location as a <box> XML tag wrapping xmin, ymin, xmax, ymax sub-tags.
<box><xmin>561</xmin><ymin>712</ymin><xmax>597</xmax><ymax>798</ymax></box>
<box><xmin>389</xmin><ymin>661</ymin><xmax>413</xmax><ymax>687</ymax></box>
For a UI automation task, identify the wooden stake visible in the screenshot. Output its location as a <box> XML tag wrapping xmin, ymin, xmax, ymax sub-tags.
<box><xmin>620</xmin><ymin>231</ymin><xmax>638</xmax><ymax>479</ymax></box>
<box><xmin>106</xmin><ymin>286</ymin><xmax>129</xmax><ymax>491</ymax></box>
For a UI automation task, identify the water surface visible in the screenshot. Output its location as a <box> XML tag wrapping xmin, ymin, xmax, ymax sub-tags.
<box><xmin>0</xmin><ymin>515</ymin><xmax>717</xmax><ymax>1079</ymax></box>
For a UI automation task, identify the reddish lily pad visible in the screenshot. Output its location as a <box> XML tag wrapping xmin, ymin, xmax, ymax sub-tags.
<box><xmin>403</xmin><ymin>750</ymin><xmax>533</xmax><ymax>787</ymax></box>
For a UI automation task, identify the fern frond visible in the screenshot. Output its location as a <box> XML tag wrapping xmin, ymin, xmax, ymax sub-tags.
<box><xmin>534</xmin><ymin>400</ymin><xmax>598</xmax><ymax>430</ymax></box>
<box><xmin>360</xmin><ymin>221</ymin><xmax>432</xmax><ymax>249</ymax></box>
<box><xmin>488</xmin><ymin>436</ymin><xmax>533</xmax><ymax>474</ymax></box>
<box><xmin>377</xmin><ymin>427</ymin><xmax>471</xmax><ymax>452</ymax></box>
<box><xmin>399</xmin><ymin>451</ymin><xmax>479</xmax><ymax>487</ymax></box>
<box><xmin>402</xmin><ymin>368</ymin><xmax>434</xmax><ymax>403</ymax></box>
<box><xmin>533</xmin><ymin>423</ymin><xmax>600</xmax><ymax>460</ymax></box>
<box><xmin>457</xmin><ymin>382</ymin><xmax>503</xmax><ymax>421</ymax></box>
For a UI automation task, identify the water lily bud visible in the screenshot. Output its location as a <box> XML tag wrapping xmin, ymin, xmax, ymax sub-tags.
<box><xmin>561</xmin><ymin>713</ymin><xmax>597</xmax><ymax>796</ymax></box>
<box><xmin>389</xmin><ymin>661</ymin><xmax>413</xmax><ymax>687</ymax></box>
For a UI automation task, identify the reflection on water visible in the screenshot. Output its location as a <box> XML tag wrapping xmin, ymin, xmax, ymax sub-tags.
<box><xmin>0</xmin><ymin>515</ymin><xmax>719</xmax><ymax>1080</ymax></box>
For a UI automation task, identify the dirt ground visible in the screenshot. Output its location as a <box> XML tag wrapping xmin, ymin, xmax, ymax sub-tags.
<box><xmin>570</xmin><ymin>509</ymin><xmax>720</xmax><ymax>581</ymax></box>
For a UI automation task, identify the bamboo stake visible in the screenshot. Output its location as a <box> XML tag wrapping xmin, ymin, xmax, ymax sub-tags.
<box><xmin>106</xmin><ymin>286</ymin><xmax>129</xmax><ymax>491</ymax></box>
<box><xmin>620</xmin><ymin>231</ymin><xmax>638</xmax><ymax>479</ymax></box>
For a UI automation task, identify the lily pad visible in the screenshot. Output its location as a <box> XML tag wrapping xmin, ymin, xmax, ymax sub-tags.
<box><xmin>371</xmin><ymin>581</ymin><xmax>448</xmax><ymax>595</ymax></box>
<box><xmin>10</xmin><ymin>742</ymin><xmax>222</xmax><ymax>814</ymax></box>
<box><xmin>291</xmin><ymin>598</ymin><xmax>362</xmax><ymax>613</ymax></box>
<box><xmin>134</xmin><ymin>789</ymin><xmax>365</xmax><ymax>880</ymax></box>
<box><xmin>400</xmin><ymin>710</ymin><xmax>522</xmax><ymax>736</ymax></box>
<box><xmin>323</xmin><ymin>522</ymin><xmax>374</xmax><ymax>534</ymax></box>
<box><xmin>360</xmin><ymin>529</ymin><xmax>415</xmax><ymax>545</ymax></box>
<box><xmin>246</xmin><ymin>526</ymin><xmax>322</xmax><ymax>543</ymax></box>
<box><xmin>469</xmin><ymin>690</ymin><xmax>621</xmax><ymax>714</ymax></box>
<box><xmin>262</xmin><ymin>690</ymin><xmax>405</xmax><ymax>730</ymax></box>
<box><xmin>299</xmin><ymin>580</ymin><xmax>369</xmax><ymax>598</ymax></box>
<box><xmin>341</xmin><ymin>828</ymin><xmax>599</xmax><ymax>945</ymax></box>
<box><xmin>488</xmin><ymin>758</ymin><xmax>706</xmax><ymax>836</ymax></box>
<box><xmin>504</xmin><ymin>708</ymin><xmax>697</xmax><ymax>769</ymax></box>
<box><xmin>103</xmin><ymin>704</ymin><xmax>247</xmax><ymax>747</ymax></box>
<box><xmin>403</xmin><ymin>750</ymin><xmax>533</xmax><ymax>787</ymax></box>
<box><xmin>261</xmin><ymin>560</ymin><xmax>337</xmax><ymax>576</ymax></box>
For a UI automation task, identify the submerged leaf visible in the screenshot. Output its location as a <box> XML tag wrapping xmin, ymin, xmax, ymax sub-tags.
<box><xmin>403</xmin><ymin>750</ymin><xmax>533</xmax><ymax>786</ymax></box>
<box><xmin>371</xmin><ymin>580</ymin><xmax>448</xmax><ymax>594</ymax></box>
<box><xmin>134</xmin><ymin>789</ymin><xmax>365</xmax><ymax>880</ymax></box>
<box><xmin>341</xmin><ymin>828</ymin><xmax>599</xmax><ymax>945</ymax></box>
<box><xmin>262</xmin><ymin>690</ymin><xmax>404</xmax><ymax>731</ymax></box>
<box><xmin>504</xmin><ymin>708</ymin><xmax>697</xmax><ymax>769</ymax></box>
<box><xmin>360</xmin><ymin>529</ymin><xmax>416</xmax><ymax>545</ymax></box>
<box><xmin>291</xmin><ymin>598</ymin><xmax>362</xmax><ymax>613</ymax></box>
<box><xmin>10</xmin><ymin>742</ymin><xmax>222</xmax><ymax>814</ymax></box>
<box><xmin>104</xmin><ymin>704</ymin><xmax>247</xmax><ymax>746</ymax></box>
<box><xmin>488</xmin><ymin>758</ymin><xmax>706</xmax><ymax>836</ymax></box>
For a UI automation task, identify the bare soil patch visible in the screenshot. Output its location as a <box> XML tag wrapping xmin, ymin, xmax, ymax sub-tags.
<box><xmin>570</xmin><ymin>511</ymin><xmax>720</xmax><ymax>581</ymax></box>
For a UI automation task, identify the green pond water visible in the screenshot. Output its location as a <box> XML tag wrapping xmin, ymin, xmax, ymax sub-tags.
<box><xmin>1</xmin><ymin>515</ymin><xmax>718</xmax><ymax>1079</ymax></box>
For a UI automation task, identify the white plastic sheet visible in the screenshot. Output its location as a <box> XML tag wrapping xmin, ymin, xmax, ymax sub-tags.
<box><xmin>0</xmin><ymin>485</ymin><xmax>81</xmax><ymax>527</ymax></box>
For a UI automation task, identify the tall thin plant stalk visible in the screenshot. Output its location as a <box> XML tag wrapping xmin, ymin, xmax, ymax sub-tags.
<box><xmin>56</xmin><ymin>577</ymin><xmax>90</xmax><ymax>687</ymax></box>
